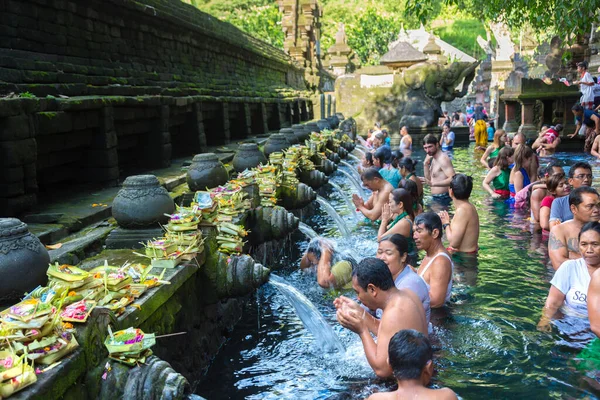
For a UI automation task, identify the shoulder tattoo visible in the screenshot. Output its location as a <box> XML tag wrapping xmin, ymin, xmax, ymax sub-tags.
<box><xmin>548</xmin><ymin>232</ymin><xmax>566</xmax><ymax>250</ymax></box>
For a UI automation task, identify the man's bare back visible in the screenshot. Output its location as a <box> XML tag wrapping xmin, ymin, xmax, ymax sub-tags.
<box><xmin>368</xmin><ymin>386</ymin><xmax>458</xmax><ymax>400</ymax></box>
<box><xmin>449</xmin><ymin>202</ymin><xmax>479</xmax><ymax>252</ymax></box>
<box><xmin>381</xmin><ymin>289</ymin><xmax>428</xmax><ymax>337</ymax></box>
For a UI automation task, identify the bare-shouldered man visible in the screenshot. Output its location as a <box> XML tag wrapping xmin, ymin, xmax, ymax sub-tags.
<box><xmin>368</xmin><ymin>330</ymin><xmax>457</xmax><ymax>400</ymax></box>
<box><xmin>413</xmin><ymin>212</ymin><xmax>453</xmax><ymax>307</ymax></box>
<box><xmin>589</xmin><ymin>268</ymin><xmax>600</xmax><ymax>336</ymax></box>
<box><xmin>334</xmin><ymin>258</ymin><xmax>427</xmax><ymax>378</ymax></box>
<box><xmin>549</xmin><ymin>187</ymin><xmax>600</xmax><ymax>270</ymax></box>
<box><xmin>352</xmin><ymin>168</ymin><xmax>394</xmax><ymax>222</ymax></box>
<box><xmin>422</xmin><ymin>134</ymin><xmax>455</xmax><ymax>209</ymax></box>
<box><xmin>438</xmin><ymin>174</ymin><xmax>479</xmax><ymax>253</ymax></box>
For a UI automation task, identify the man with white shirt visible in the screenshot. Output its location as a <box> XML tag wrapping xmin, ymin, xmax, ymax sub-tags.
<box><xmin>574</xmin><ymin>61</ymin><xmax>595</xmax><ymax>110</ymax></box>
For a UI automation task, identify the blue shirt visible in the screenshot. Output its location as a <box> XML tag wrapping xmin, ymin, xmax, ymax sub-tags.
<box><xmin>379</xmin><ymin>165</ymin><xmax>401</xmax><ymax>188</ymax></box>
<box><xmin>487</xmin><ymin>126</ymin><xmax>495</xmax><ymax>141</ymax></box>
<box><xmin>549</xmin><ymin>195</ymin><xmax>573</xmax><ymax>223</ymax></box>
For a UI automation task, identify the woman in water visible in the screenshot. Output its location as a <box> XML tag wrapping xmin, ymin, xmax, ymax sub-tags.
<box><xmin>398</xmin><ymin>157</ymin><xmax>423</xmax><ymax>200</ymax></box>
<box><xmin>299</xmin><ymin>237</ymin><xmax>357</xmax><ymax>289</ymax></box>
<box><xmin>374</xmin><ymin>146</ymin><xmax>401</xmax><ymax>188</ymax></box>
<box><xmin>480</xmin><ymin>129</ymin><xmax>507</xmax><ymax>168</ymax></box>
<box><xmin>509</xmin><ymin>145</ymin><xmax>537</xmax><ymax>197</ymax></box>
<box><xmin>378</xmin><ymin>189</ymin><xmax>414</xmax><ymax>240</ymax></box>
<box><xmin>539</xmin><ymin>172</ymin><xmax>569</xmax><ymax>231</ymax></box>
<box><xmin>357</xmin><ymin>151</ymin><xmax>374</xmax><ymax>174</ymax></box>
<box><xmin>538</xmin><ymin>221</ymin><xmax>600</xmax><ymax>332</ymax></box>
<box><xmin>398</xmin><ymin>126</ymin><xmax>412</xmax><ymax>156</ymax></box>
<box><xmin>377</xmin><ymin>234</ymin><xmax>430</xmax><ymax>322</ymax></box>
<box><xmin>482</xmin><ymin>146</ymin><xmax>514</xmax><ymax>199</ymax></box>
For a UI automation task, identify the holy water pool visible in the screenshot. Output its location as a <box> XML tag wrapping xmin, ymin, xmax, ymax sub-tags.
<box><xmin>197</xmin><ymin>146</ymin><xmax>600</xmax><ymax>399</ymax></box>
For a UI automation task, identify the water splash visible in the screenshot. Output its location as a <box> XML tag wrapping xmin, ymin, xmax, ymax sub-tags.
<box><xmin>337</xmin><ymin>169</ymin><xmax>367</xmax><ymax>199</ymax></box>
<box><xmin>352</xmin><ymin>148</ymin><xmax>366</xmax><ymax>158</ymax></box>
<box><xmin>340</xmin><ymin>160</ymin><xmax>361</xmax><ymax>181</ymax></box>
<box><xmin>269</xmin><ymin>274</ymin><xmax>345</xmax><ymax>354</ymax></box>
<box><xmin>347</xmin><ymin>153</ymin><xmax>361</xmax><ymax>163</ymax></box>
<box><xmin>329</xmin><ymin>181</ymin><xmax>361</xmax><ymax>221</ymax></box>
<box><xmin>316</xmin><ymin>196</ymin><xmax>351</xmax><ymax>237</ymax></box>
<box><xmin>298</xmin><ymin>222</ymin><xmax>318</xmax><ymax>239</ymax></box>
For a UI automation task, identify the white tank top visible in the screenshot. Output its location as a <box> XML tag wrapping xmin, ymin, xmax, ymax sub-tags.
<box><xmin>418</xmin><ymin>252</ymin><xmax>454</xmax><ymax>303</ymax></box>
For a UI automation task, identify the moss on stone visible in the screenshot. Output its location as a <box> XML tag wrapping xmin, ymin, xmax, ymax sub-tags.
<box><xmin>38</xmin><ymin>111</ymin><xmax>58</xmax><ymax>119</ymax></box>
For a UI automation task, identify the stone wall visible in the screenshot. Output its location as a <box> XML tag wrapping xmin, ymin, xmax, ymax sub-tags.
<box><xmin>0</xmin><ymin>0</ymin><xmax>314</xmax><ymax>216</ymax></box>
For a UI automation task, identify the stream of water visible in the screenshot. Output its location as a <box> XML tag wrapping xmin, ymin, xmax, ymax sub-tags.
<box><xmin>197</xmin><ymin>146</ymin><xmax>600</xmax><ymax>400</ymax></box>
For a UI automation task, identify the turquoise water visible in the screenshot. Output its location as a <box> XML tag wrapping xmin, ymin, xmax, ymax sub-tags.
<box><xmin>197</xmin><ymin>145</ymin><xmax>600</xmax><ymax>399</ymax></box>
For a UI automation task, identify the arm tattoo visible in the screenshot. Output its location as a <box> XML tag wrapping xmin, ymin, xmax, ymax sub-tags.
<box><xmin>548</xmin><ymin>232</ymin><xmax>566</xmax><ymax>250</ymax></box>
<box><xmin>566</xmin><ymin>237</ymin><xmax>580</xmax><ymax>253</ymax></box>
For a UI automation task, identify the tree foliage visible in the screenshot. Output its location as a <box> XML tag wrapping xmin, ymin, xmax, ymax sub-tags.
<box><xmin>194</xmin><ymin>0</ymin><xmax>284</xmax><ymax>48</ymax></box>
<box><xmin>406</xmin><ymin>0</ymin><xmax>599</xmax><ymax>43</ymax></box>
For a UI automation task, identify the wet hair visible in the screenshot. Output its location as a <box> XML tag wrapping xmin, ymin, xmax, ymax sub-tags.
<box><xmin>390</xmin><ymin>189</ymin><xmax>414</xmax><ymax>220</ymax></box>
<box><xmin>414</xmin><ymin>212</ymin><xmax>442</xmax><ymax>236</ymax></box>
<box><xmin>352</xmin><ymin>257</ymin><xmax>395</xmax><ymax>291</ymax></box>
<box><xmin>391</xmin><ymin>150</ymin><xmax>404</xmax><ymax>168</ymax></box>
<box><xmin>569</xmin><ymin>186</ymin><xmax>599</xmax><ymax>207</ymax></box>
<box><xmin>453</xmin><ymin>114</ymin><xmax>460</xmax><ymax>121</ymax></box>
<box><xmin>400</xmin><ymin>179</ymin><xmax>419</xmax><ymax>206</ymax></box>
<box><xmin>488</xmin><ymin>157</ymin><xmax>496</xmax><ymax>169</ymax></box>
<box><xmin>572</xmin><ymin>104</ymin><xmax>584</xmax><ymax>113</ymax></box>
<box><xmin>513</xmin><ymin>145</ymin><xmax>534</xmax><ymax>172</ymax></box>
<box><xmin>538</xmin><ymin>161</ymin><xmax>558</xmax><ymax>180</ymax></box>
<box><xmin>546</xmin><ymin>172</ymin><xmax>566</xmax><ymax>193</ymax></box>
<box><xmin>374</xmin><ymin>146</ymin><xmax>392</xmax><ymax>166</ymax></box>
<box><xmin>374</xmin><ymin>132</ymin><xmax>384</xmax><ymax>141</ymax></box>
<box><xmin>399</xmin><ymin>157</ymin><xmax>418</xmax><ymax>173</ymax></box>
<box><xmin>363</xmin><ymin>152</ymin><xmax>374</xmax><ymax>167</ymax></box>
<box><xmin>379</xmin><ymin>234</ymin><xmax>409</xmax><ymax>257</ymax></box>
<box><xmin>568</xmin><ymin>161</ymin><xmax>592</xmax><ymax>178</ymax></box>
<box><xmin>361</xmin><ymin>167</ymin><xmax>383</xmax><ymax>182</ymax></box>
<box><xmin>579</xmin><ymin>221</ymin><xmax>600</xmax><ymax>240</ymax></box>
<box><xmin>388</xmin><ymin>329</ymin><xmax>432</xmax><ymax>381</ymax></box>
<box><xmin>423</xmin><ymin>134</ymin><xmax>438</xmax><ymax>145</ymax></box>
<box><xmin>450</xmin><ymin>173</ymin><xmax>473</xmax><ymax>200</ymax></box>
<box><xmin>492</xmin><ymin>129</ymin><xmax>505</xmax><ymax>148</ymax></box>
<box><xmin>306</xmin><ymin>237</ymin><xmax>356</xmax><ymax>268</ymax></box>
<box><xmin>494</xmin><ymin>146</ymin><xmax>514</xmax><ymax>170</ymax></box>
<box><xmin>554</xmin><ymin>124</ymin><xmax>564</xmax><ymax>133</ymax></box>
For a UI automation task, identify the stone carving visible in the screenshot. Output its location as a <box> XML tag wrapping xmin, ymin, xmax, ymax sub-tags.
<box><xmin>312</xmin><ymin>156</ymin><xmax>337</xmax><ymax>175</ymax></box>
<box><xmin>203</xmin><ymin>252</ymin><xmax>270</xmax><ymax>299</ymax></box>
<box><xmin>263</xmin><ymin>134</ymin><xmax>291</xmax><ymax>158</ymax></box>
<box><xmin>375</xmin><ymin>61</ymin><xmax>479</xmax><ymax>128</ymax></box>
<box><xmin>247</xmin><ymin>206</ymin><xmax>300</xmax><ymax>245</ymax></box>
<box><xmin>0</xmin><ymin>218</ymin><xmax>49</xmax><ymax>303</ymax></box>
<box><xmin>339</xmin><ymin>118</ymin><xmax>357</xmax><ymax>140</ymax></box>
<box><xmin>279</xmin><ymin>182</ymin><xmax>317</xmax><ymax>210</ymax></box>
<box><xmin>112</xmin><ymin>175</ymin><xmax>175</xmax><ymax>229</ymax></box>
<box><xmin>317</xmin><ymin>119</ymin><xmax>331</xmax><ymax>131</ymax></box>
<box><xmin>186</xmin><ymin>154</ymin><xmax>229</xmax><ymax>192</ymax></box>
<box><xmin>292</xmin><ymin>124</ymin><xmax>310</xmax><ymax>142</ymax></box>
<box><xmin>327</xmin><ymin>152</ymin><xmax>341</xmax><ymax>164</ymax></box>
<box><xmin>298</xmin><ymin>169</ymin><xmax>328</xmax><ymax>189</ymax></box>
<box><xmin>279</xmin><ymin>128</ymin><xmax>300</xmax><ymax>145</ymax></box>
<box><xmin>489</xmin><ymin>22</ymin><xmax>515</xmax><ymax>62</ymax></box>
<box><xmin>232</xmin><ymin>144</ymin><xmax>268</xmax><ymax>173</ymax></box>
<box><xmin>304</xmin><ymin>122</ymin><xmax>321</xmax><ymax>134</ymax></box>
<box><xmin>545</xmin><ymin>36</ymin><xmax>565</xmax><ymax>77</ymax></box>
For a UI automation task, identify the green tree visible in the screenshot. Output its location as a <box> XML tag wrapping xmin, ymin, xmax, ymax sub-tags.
<box><xmin>406</xmin><ymin>0</ymin><xmax>598</xmax><ymax>43</ymax></box>
<box><xmin>195</xmin><ymin>0</ymin><xmax>284</xmax><ymax>48</ymax></box>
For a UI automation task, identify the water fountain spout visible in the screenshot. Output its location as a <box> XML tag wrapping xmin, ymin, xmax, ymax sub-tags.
<box><xmin>316</xmin><ymin>196</ymin><xmax>351</xmax><ymax>237</ymax></box>
<box><xmin>340</xmin><ymin>161</ymin><xmax>361</xmax><ymax>181</ymax></box>
<box><xmin>328</xmin><ymin>181</ymin><xmax>361</xmax><ymax>222</ymax></box>
<box><xmin>269</xmin><ymin>274</ymin><xmax>345</xmax><ymax>353</ymax></box>
<box><xmin>347</xmin><ymin>153</ymin><xmax>361</xmax><ymax>163</ymax></box>
<box><xmin>337</xmin><ymin>169</ymin><xmax>367</xmax><ymax>199</ymax></box>
<box><xmin>298</xmin><ymin>222</ymin><xmax>318</xmax><ymax>239</ymax></box>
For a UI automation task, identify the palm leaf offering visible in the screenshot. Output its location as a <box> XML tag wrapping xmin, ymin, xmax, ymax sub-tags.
<box><xmin>104</xmin><ymin>327</ymin><xmax>156</xmax><ymax>366</ymax></box>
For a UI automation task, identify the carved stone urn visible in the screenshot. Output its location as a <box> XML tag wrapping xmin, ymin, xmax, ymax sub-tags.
<box><xmin>0</xmin><ymin>218</ymin><xmax>49</xmax><ymax>304</ymax></box>
<box><xmin>279</xmin><ymin>128</ymin><xmax>299</xmax><ymax>145</ymax></box>
<box><xmin>292</xmin><ymin>124</ymin><xmax>309</xmax><ymax>142</ymax></box>
<box><xmin>304</xmin><ymin>122</ymin><xmax>320</xmax><ymax>135</ymax></box>
<box><xmin>232</xmin><ymin>143</ymin><xmax>267</xmax><ymax>173</ymax></box>
<box><xmin>186</xmin><ymin>153</ymin><xmax>229</xmax><ymax>191</ymax></box>
<box><xmin>317</xmin><ymin>119</ymin><xmax>331</xmax><ymax>131</ymax></box>
<box><xmin>263</xmin><ymin>134</ymin><xmax>290</xmax><ymax>158</ymax></box>
<box><xmin>112</xmin><ymin>175</ymin><xmax>175</xmax><ymax>228</ymax></box>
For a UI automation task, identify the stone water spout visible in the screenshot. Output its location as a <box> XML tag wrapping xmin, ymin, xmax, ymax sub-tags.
<box><xmin>203</xmin><ymin>252</ymin><xmax>270</xmax><ymax>299</ymax></box>
<box><xmin>298</xmin><ymin>169</ymin><xmax>328</xmax><ymax>189</ymax></box>
<box><xmin>280</xmin><ymin>182</ymin><xmax>317</xmax><ymax>210</ymax></box>
<box><xmin>246</xmin><ymin>206</ymin><xmax>300</xmax><ymax>245</ymax></box>
<box><xmin>312</xmin><ymin>156</ymin><xmax>337</xmax><ymax>175</ymax></box>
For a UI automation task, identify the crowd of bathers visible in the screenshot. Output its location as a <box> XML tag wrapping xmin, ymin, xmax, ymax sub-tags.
<box><xmin>298</xmin><ymin>109</ymin><xmax>600</xmax><ymax>398</ymax></box>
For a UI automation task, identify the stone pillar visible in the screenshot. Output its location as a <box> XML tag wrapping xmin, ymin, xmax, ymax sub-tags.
<box><xmin>260</xmin><ymin>103</ymin><xmax>270</xmax><ymax>131</ymax></box>
<box><xmin>192</xmin><ymin>102</ymin><xmax>207</xmax><ymax>153</ymax></box>
<box><xmin>86</xmin><ymin>106</ymin><xmax>119</xmax><ymax>185</ymax></box>
<box><xmin>326</xmin><ymin>94</ymin><xmax>331</xmax><ymax>117</ymax></box>
<box><xmin>0</xmin><ymin>113</ymin><xmax>38</xmax><ymax>216</ymax></box>
<box><xmin>502</xmin><ymin>100</ymin><xmax>519</xmax><ymax>135</ymax></box>
<box><xmin>277</xmin><ymin>102</ymin><xmax>287</xmax><ymax>129</ymax></box>
<box><xmin>308</xmin><ymin>101</ymin><xmax>314</xmax><ymax>120</ymax></box>
<box><xmin>243</xmin><ymin>103</ymin><xmax>252</xmax><ymax>137</ymax></box>
<box><xmin>332</xmin><ymin>97</ymin><xmax>336</xmax><ymax>114</ymax></box>
<box><xmin>157</xmin><ymin>105</ymin><xmax>172</xmax><ymax>168</ymax></box>
<box><xmin>300</xmin><ymin>100</ymin><xmax>309</xmax><ymax>121</ymax></box>
<box><xmin>518</xmin><ymin>99</ymin><xmax>538</xmax><ymax>139</ymax></box>
<box><xmin>292</xmin><ymin>101</ymin><xmax>301</xmax><ymax>124</ymax></box>
<box><xmin>222</xmin><ymin>103</ymin><xmax>231</xmax><ymax>144</ymax></box>
<box><xmin>320</xmin><ymin>94</ymin><xmax>325</xmax><ymax>119</ymax></box>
